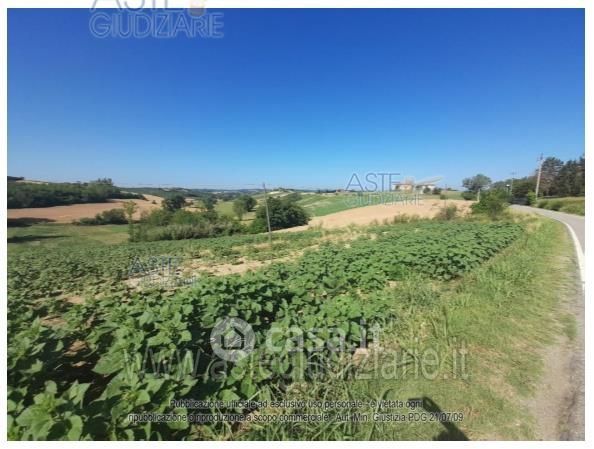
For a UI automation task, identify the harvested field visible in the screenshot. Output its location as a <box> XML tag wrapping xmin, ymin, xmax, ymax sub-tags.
<box><xmin>282</xmin><ymin>199</ymin><xmax>472</xmax><ymax>231</ymax></box>
<box><xmin>7</xmin><ymin>194</ymin><xmax>163</xmax><ymax>223</ymax></box>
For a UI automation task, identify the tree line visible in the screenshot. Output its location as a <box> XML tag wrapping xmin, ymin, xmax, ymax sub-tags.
<box><xmin>7</xmin><ymin>179</ymin><xmax>143</xmax><ymax>208</ymax></box>
<box><xmin>461</xmin><ymin>155</ymin><xmax>584</xmax><ymax>201</ymax></box>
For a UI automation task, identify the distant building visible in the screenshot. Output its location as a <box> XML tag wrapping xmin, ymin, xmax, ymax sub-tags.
<box><xmin>392</xmin><ymin>177</ymin><xmax>439</xmax><ymax>193</ymax></box>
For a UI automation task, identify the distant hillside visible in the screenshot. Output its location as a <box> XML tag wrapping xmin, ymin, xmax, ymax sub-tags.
<box><xmin>121</xmin><ymin>187</ymin><xmax>263</xmax><ymax>202</ymax></box>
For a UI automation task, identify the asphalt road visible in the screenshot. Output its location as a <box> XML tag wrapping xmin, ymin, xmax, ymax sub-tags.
<box><xmin>511</xmin><ymin>205</ymin><xmax>584</xmax><ymax>253</ymax></box>
<box><xmin>511</xmin><ymin>204</ymin><xmax>585</xmax><ymax>440</ymax></box>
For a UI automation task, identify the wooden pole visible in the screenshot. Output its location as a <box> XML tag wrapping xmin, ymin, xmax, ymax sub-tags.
<box><xmin>262</xmin><ymin>182</ymin><xmax>272</xmax><ymax>245</ymax></box>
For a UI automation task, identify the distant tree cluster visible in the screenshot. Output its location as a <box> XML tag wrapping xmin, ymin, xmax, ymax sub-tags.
<box><xmin>536</xmin><ymin>156</ymin><xmax>585</xmax><ymax>197</ymax></box>
<box><xmin>7</xmin><ymin>179</ymin><xmax>143</xmax><ymax>208</ymax></box>
<box><xmin>464</xmin><ymin>156</ymin><xmax>584</xmax><ymax>203</ymax></box>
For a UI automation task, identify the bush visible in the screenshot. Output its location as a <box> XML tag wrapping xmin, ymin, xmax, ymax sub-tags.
<box><xmin>251</xmin><ymin>197</ymin><xmax>309</xmax><ymax>232</ymax></box>
<box><xmin>233</xmin><ymin>195</ymin><xmax>257</xmax><ymax>219</ymax></box>
<box><xmin>439</xmin><ymin>193</ymin><xmax>447</xmax><ymax>200</ymax></box>
<box><xmin>560</xmin><ymin>203</ymin><xmax>585</xmax><ymax>216</ymax></box>
<box><xmin>471</xmin><ymin>189</ymin><xmax>509</xmax><ymax>219</ymax></box>
<box><xmin>75</xmin><ymin>208</ymin><xmax>127</xmax><ymax>225</ymax></box>
<box><xmin>461</xmin><ymin>191</ymin><xmax>476</xmax><ymax>201</ymax></box>
<box><xmin>435</xmin><ymin>204</ymin><xmax>458</xmax><ymax>221</ymax></box>
<box><xmin>133</xmin><ymin>209</ymin><xmax>244</xmax><ymax>241</ymax></box>
<box><xmin>526</xmin><ymin>191</ymin><xmax>536</xmax><ymax>206</ymax></box>
<box><xmin>142</xmin><ymin>208</ymin><xmax>173</xmax><ymax>226</ymax></box>
<box><xmin>162</xmin><ymin>194</ymin><xmax>187</xmax><ymax>212</ymax></box>
<box><xmin>142</xmin><ymin>219</ymin><xmax>244</xmax><ymax>241</ymax></box>
<box><xmin>548</xmin><ymin>200</ymin><xmax>563</xmax><ymax>211</ymax></box>
<box><xmin>535</xmin><ymin>197</ymin><xmax>584</xmax><ymax>215</ymax></box>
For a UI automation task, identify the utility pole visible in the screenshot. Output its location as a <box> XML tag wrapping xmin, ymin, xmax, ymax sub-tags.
<box><xmin>262</xmin><ymin>182</ymin><xmax>272</xmax><ymax>245</ymax></box>
<box><xmin>510</xmin><ymin>172</ymin><xmax>516</xmax><ymax>197</ymax></box>
<box><xmin>535</xmin><ymin>154</ymin><xmax>544</xmax><ymax>200</ymax></box>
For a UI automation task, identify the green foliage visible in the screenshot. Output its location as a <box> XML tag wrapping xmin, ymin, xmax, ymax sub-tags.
<box><xmin>526</xmin><ymin>191</ymin><xmax>536</xmax><ymax>206</ymax></box>
<box><xmin>462</xmin><ymin>174</ymin><xmax>491</xmax><ymax>193</ymax></box>
<box><xmin>202</xmin><ymin>196</ymin><xmax>217</xmax><ymax>211</ymax></box>
<box><xmin>548</xmin><ymin>200</ymin><xmax>563</xmax><ymax>211</ymax></box>
<box><xmin>461</xmin><ymin>191</ymin><xmax>476</xmax><ymax>201</ymax></box>
<box><xmin>8</xmin><ymin>179</ymin><xmax>142</xmax><ymax>208</ymax></box>
<box><xmin>281</xmin><ymin>192</ymin><xmax>303</xmax><ymax>204</ymax></box>
<box><xmin>535</xmin><ymin>197</ymin><xmax>584</xmax><ymax>215</ymax></box>
<box><xmin>471</xmin><ymin>189</ymin><xmax>509</xmax><ymax>219</ymax></box>
<box><xmin>162</xmin><ymin>195</ymin><xmax>187</xmax><ymax>212</ymax></box>
<box><xmin>251</xmin><ymin>197</ymin><xmax>309</xmax><ymax>232</ymax></box>
<box><xmin>134</xmin><ymin>209</ymin><xmax>244</xmax><ymax>242</ymax></box>
<box><xmin>435</xmin><ymin>204</ymin><xmax>458</xmax><ymax>221</ymax></box>
<box><xmin>232</xmin><ymin>195</ymin><xmax>257</xmax><ymax>219</ymax></box>
<box><xmin>76</xmin><ymin>208</ymin><xmax>127</xmax><ymax>226</ymax></box>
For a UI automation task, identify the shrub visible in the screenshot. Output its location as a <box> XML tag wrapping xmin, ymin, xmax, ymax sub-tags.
<box><xmin>162</xmin><ymin>194</ymin><xmax>187</xmax><ymax>212</ymax></box>
<box><xmin>435</xmin><ymin>204</ymin><xmax>458</xmax><ymax>221</ymax></box>
<box><xmin>233</xmin><ymin>195</ymin><xmax>257</xmax><ymax>219</ymax></box>
<box><xmin>143</xmin><ymin>219</ymin><xmax>244</xmax><ymax>241</ymax></box>
<box><xmin>75</xmin><ymin>208</ymin><xmax>127</xmax><ymax>225</ymax></box>
<box><xmin>548</xmin><ymin>200</ymin><xmax>564</xmax><ymax>211</ymax></box>
<box><xmin>471</xmin><ymin>189</ymin><xmax>509</xmax><ymax>219</ymax></box>
<box><xmin>251</xmin><ymin>197</ymin><xmax>309</xmax><ymax>232</ymax></box>
<box><xmin>439</xmin><ymin>193</ymin><xmax>447</xmax><ymax>200</ymax></box>
<box><xmin>461</xmin><ymin>190</ymin><xmax>476</xmax><ymax>201</ymax></box>
<box><xmin>99</xmin><ymin>208</ymin><xmax>127</xmax><ymax>224</ymax></box>
<box><xmin>143</xmin><ymin>208</ymin><xmax>173</xmax><ymax>226</ymax></box>
<box><xmin>526</xmin><ymin>191</ymin><xmax>536</xmax><ymax>206</ymax></box>
<box><xmin>536</xmin><ymin>199</ymin><xmax>549</xmax><ymax>209</ymax></box>
<box><xmin>133</xmin><ymin>209</ymin><xmax>244</xmax><ymax>241</ymax></box>
<box><xmin>560</xmin><ymin>203</ymin><xmax>585</xmax><ymax>216</ymax></box>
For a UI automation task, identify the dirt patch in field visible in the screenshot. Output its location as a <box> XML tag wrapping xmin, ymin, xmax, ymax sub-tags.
<box><xmin>282</xmin><ymin>199</ymin><xmax>472</xmax><ymax>232</ymax></box>
<box><xmin>7</xmin><ymin>194</ymin><xmax>163</xmax><ymax>223</ymax></box>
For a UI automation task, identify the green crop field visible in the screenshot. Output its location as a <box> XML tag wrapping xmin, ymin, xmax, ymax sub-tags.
<box><xmin>7</xmin><ymin>212</ymin><xmax>578</xmax><ymax>440</ymax></box>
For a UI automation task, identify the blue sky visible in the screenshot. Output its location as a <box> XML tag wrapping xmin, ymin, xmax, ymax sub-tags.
<box><xmin>8</xmin><ymin>8</ymin><xmax>584</xmax><ymax>190</ymax></box>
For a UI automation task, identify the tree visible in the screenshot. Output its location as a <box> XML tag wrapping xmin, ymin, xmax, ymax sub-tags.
<box><xmin>539</xmin><ymin>157</ymin><xmax>564</xmax><ymax>196</ymax></box>
<box><xmin>233</xmin><ymin>200</ymin><xmax>247</xmax><ymax>220</ymax></box>
<box><xmin>251</xmin><ymin>197</ymin><xmax>309</xmax><ymax>232</ymax></box>
<box><xmin>163</xmin><ymin>194</ymin><xmax>186</xmax><ymax>212</ymax></box>
<box><xmin>202</xmin><ymin>195</ymin><xmax>217</xmax><ymax>212</ymax></box>
<box><xmin>232</xmin><ymin>195</ymin><xmax>257</xmax><ymax>219</ymax></box>
<box><xmin>471</xmin><ymin>189</ymin><xmax>509</xmax><ymax>219</ymax></box>
<box><xmin>462</xmin><ymin>174</ymin><xmax>492</xmax><ymax>193</ymax></box>
<box><xmin>123</xmin><ymin>201</ymin><xmax>138</xmax><ymax>241</ymax></box>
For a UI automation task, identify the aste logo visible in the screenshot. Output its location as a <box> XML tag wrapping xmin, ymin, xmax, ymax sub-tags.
<box><xmin>89</xmin><ymin>0</ymin><xmax>224</xmax><ymax>39</ymax></box>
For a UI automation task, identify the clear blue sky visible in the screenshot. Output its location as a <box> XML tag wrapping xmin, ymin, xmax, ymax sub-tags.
<box><xmin>8</xmin><ymin>8</ymin><xmax>584</xmax><ymax>190</ymax></box>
